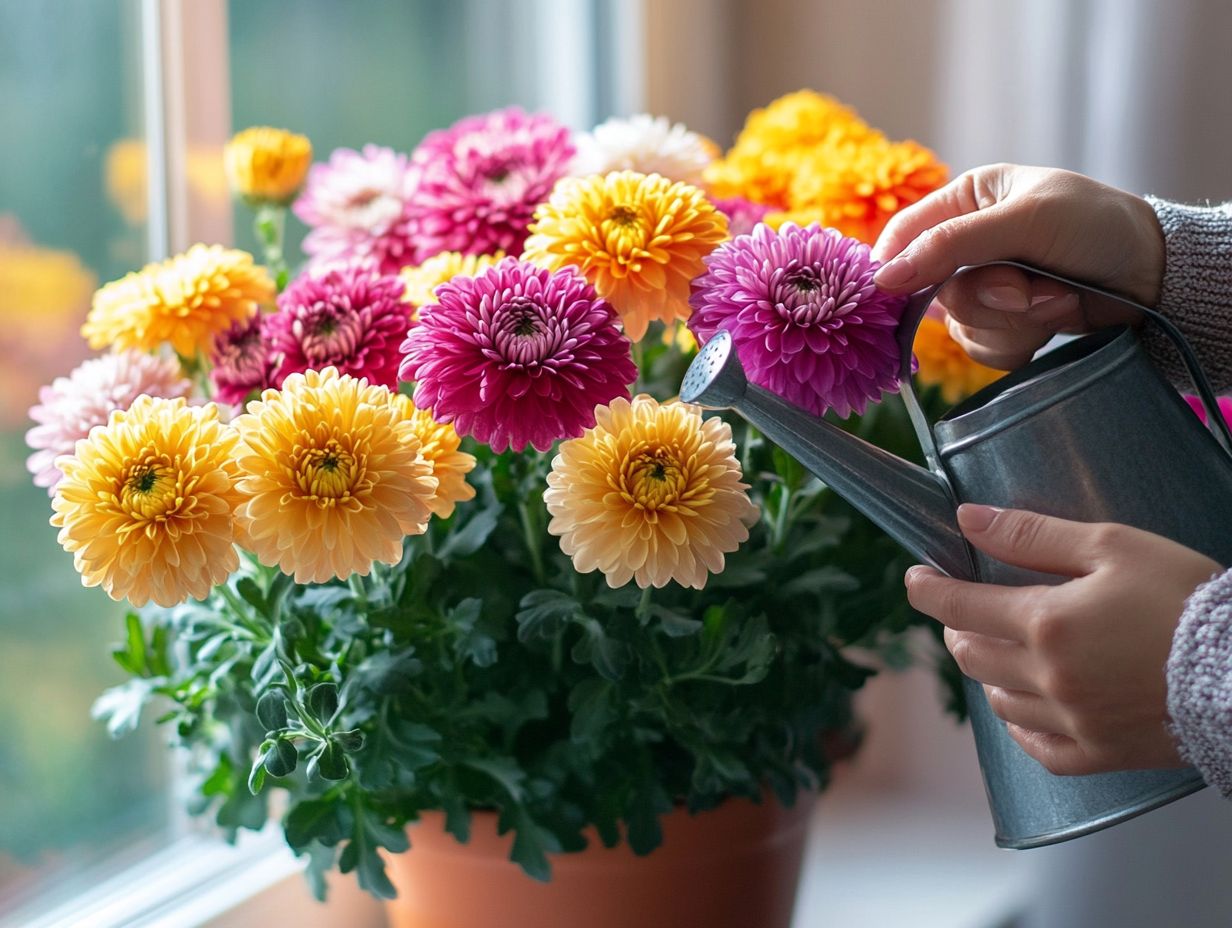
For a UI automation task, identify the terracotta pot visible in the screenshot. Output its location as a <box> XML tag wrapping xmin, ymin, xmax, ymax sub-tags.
<box><xmin>384</xmin><ymin>793</ymin><xmax>817</xmax><ymax>928</ymax></box>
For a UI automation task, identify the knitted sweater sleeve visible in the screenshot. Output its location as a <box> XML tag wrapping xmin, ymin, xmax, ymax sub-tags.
<box><xmin>1167</xmin><ymin>568</ymin><xmax>1232</xmax><ymax>797</ymax></box>
<box><xmin>1142</xmin><ymin>197</ymin><xmax>1232</xmax><ymax>391</ymax></box>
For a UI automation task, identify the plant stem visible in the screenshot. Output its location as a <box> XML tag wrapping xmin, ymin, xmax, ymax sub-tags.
<box><xmin>254</xmin><ymin>203</ymin><xmax>289</xmax><ymax>290</ymax></box>
<box><xmin>517</xmin><ymin>500</ymin><xmax>547</xmax><ymax>586</ymax></box>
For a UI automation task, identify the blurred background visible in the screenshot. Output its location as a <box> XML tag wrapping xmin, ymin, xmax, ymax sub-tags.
<box><xmin>3</xmin><ymin>1</ymin><xmax>1232</xmax><ymax>926</ymax></box>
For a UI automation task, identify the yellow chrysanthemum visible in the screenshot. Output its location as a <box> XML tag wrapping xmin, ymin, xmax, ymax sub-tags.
<box><xmin>83</xmin><ymin>244</ymin><xmax>275</xmax><ymax>357</ymax></box>
<box><xmin>104</xmin><ymin>139</ymin><xmax>230</xmax><ymax>225</ymax></box>
<box><xmin>523</xmin><ymin>171</ymin><xmax>728</xmax><ymax>342</ymax></box>
<box><xmin>232</xmin><ymin>368</ymin><xmax>438</xmax><ymax>583</ymax></box>
<box><xmin>545</xmin><ymin>394</ymin><xmax>759</xmax><ymax>589</ymax></box>
<box><xmin>770</xmin><ymin>135</ymin><xmax>949</xmax><ymax>244</ymax></box>
<box><xmin>398</xmin><ymin>398</ymin><xmax>477</xmax><ymax>521</ymax></box>
<box><xmin>50</xmin><ymin>396</ymin><xmax>242</xmax><ymax>607</ymax></box>
<box><xmin>660</xmin><ymin>320</ymin><xmax>698</xmax><ymax>354</ymax></box>
<box><xmin>913</xmin><ymin>315</ymin><xmax>1003</xmax><ymax>404</ymax></box>
<box><xmin>703</xmin><ymin>90</ymin><xmax>874</xmax><ymax>207</ymax></box>
<box><xmin>224</xmin><ymin>126</ymin><xmax>313</xmax><ymax>205</ymax></box>
<box><xmin>399</xmin><ymin>250</ymin><xmax>505</xmax><ymax>318</ymax></box>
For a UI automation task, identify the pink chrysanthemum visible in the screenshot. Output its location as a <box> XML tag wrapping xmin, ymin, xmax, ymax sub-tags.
<box><xmin>688</xmin><ymin>223</ymin><xmax>906</xmax><ymax>418</ymax></box>
<box><xmin>407</xmin><ymin>108</ymin><xmax>575</xmax><ymax>258</ymax></box>
<box><xmin>266</xmin><ymin>263</ymin><xmax>409</xmax><ymax>390</ymax></box>
<box><xmin>710</xmin><ymin>197</ymin><xmax>773</xmax><ymax>238</ymax></box>
<box><xmin>293</xmin><ymin>145</ymin><xmax>418</xmax><ymax>275</ymax></box>
<box><xmin>210</xmin><ymin>314</ymin><xmax>276</xmax><ymax>407</ymax></box>
<box><xmin>26</xmin><ymin>351</ymin><xmax>195</xmax><ymax>493</ymax></box>
<box><xmin>399</xmin><ymin>257</ymin><xmax>636</xmax><ymax>453</ymax></box>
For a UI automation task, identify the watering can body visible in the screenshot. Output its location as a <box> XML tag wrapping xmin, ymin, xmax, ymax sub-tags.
<box><xmin>679</xmin><ymin>262</ymin><xmax>1232</xmax><ymax>848</ymax></box>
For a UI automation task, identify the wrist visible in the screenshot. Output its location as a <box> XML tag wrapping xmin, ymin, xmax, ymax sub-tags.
<box><xmin>1124</xmin><ymin>193</ymin><xmax>1166</xmax><ymax>307</ymax></box>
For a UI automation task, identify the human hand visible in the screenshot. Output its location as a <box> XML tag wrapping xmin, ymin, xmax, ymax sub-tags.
<box><xmin>904</xmin><ymin>504</ymin><xmax>1221</xmax><ymax>774</ymax></box>
<box><xmin>871</xmin><ymin>164</ymin><xmax>1167</xmax><ymax>369</ymax></box>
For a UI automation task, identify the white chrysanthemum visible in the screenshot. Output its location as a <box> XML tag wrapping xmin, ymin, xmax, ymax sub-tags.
<box><xmin>571</xmin><ymin>114</ymin><xmax>715</xmax><ymax>187</ymax></box>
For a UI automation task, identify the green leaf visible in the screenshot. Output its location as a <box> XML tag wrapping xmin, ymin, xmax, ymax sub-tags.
<box><xmin>570</xmin><ymin>617</ymin><xmax>629</xmax><ymax>681</ymax></box>
<box><xmin>705</xmin><ymin>561</ymin><xmax>768</xmax><ymax>588</ymax></box>
<box><xmin>439</xmin><ymin>506</ymin><xmax>501</xmax><ymax>559</ymax></box>
<box><xmin>333</xmin><ymin>729</ymin><xmax>365</xmax><ymax>753</ymax></box>
<box><xmin>781</xmin><ymin>566</ymin><xmax>860</xmax><ymax>597</ymax></box>
<box><xmin>91</xmin><ymin>679</ymin><xmax>157</xmax><ymax>737</ymax></box>
<box><xmin>112</xmin><ymin>611</ymin><xmax>147</xmax><ymax>675</ymax></box>
<box><xmin>285</xmin><ymin>798</ymin><xmax>352</xmax><ymax>850</ymax></box>
<box><xmin>237</xmin><ymin>575</ymin><xmax>267</xmax><ymax>613</ymax></box>
<box><xmin>646</xmin><ymin>605</ymin><xmax>703</xmax><ymax>638</ymax></box>
<box><xmin>350</xmin><ymin>649</ymin><xmax>422</xmax><ymax>696</ymax></box>
<box><xmin>256</xmin><ymin>689</ymin><xmax>289</xmax><ymax>731</ymax></box>
<box><xmin>448</xmin><ymin>598</ymin><xmax>497</xmax><ymax>667</ymax></box>
<box><xmin>567</xmin><ymin>679</ymin><xmax>614</xmax><ymax>742</ymax></box>
<box><xmin>462</xmin><ymin>756</ymin><xmax>525</xmax><ymax>802</ymax></box>
<box><xmin>307</xmin><ymin>741</ymin><xmax>349</xmax><ymax>781</ymax></box>
<box><xmin>264</xmin><ymin>738</ymin><xmax>298</xmax><ymax>778</ymax></box>
<box><xmin>441</xmin><ymin>788</ymin><xmax>470</xmax><ymax>843</ymax></box>
<box><xmin>247</xmin><ymin>751</ymin><xmax>269</xmax><ymax>795</ymax></box>
<box><xmin>307</xmin><ymin>682</ymin><xmax>340</xmax><ymax>723</ymax></box>
<box><xmin>501</xmin><ymin>806</ymin><xmax>560</xmax><ymax>882</ymax></box>
<box><xmin>515</xmin><ymin>589</ymin><xmax>580</xmax><ymax>643</ymax></box>
<box><xmin>295</xmin><ymin>585</ymin><xmax>355</xmax><ymax>613</ymax></box>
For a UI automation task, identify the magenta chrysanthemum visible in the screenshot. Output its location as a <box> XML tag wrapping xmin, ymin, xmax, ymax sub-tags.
<box><xmin>688</xmin><ymin>223</ymin><xmax>906</xmax><ymax>417</ymax></box>
<box><xmin>26</xmin><ymin>350</ymin><xmax>195</xmax><ymax>493</ymax></box>
<box><xmin>407</xmin><ymin>108</ymin><xmax>575</xmax><ymax>258</ymax></box>
<box><xmin>210</xmin><ymin>314</ymin><xmax>275</xmax><ymax>406</ymax></box>
<box><xmin>293</xmin><ymin>145</ymin><xmax>418</xmax><ymax>274</ymax></box>
<box><xmin>267</xmin><ymin>263</ymin><xmax>409</xmax><ymax>390</ymax></box>
<box><xmin>710</xmin><ymin>197</ymin><xmax>773</xmax><ymax>238</ymax></box>
<box><xmin>398</xmin><ymin>257</ymin><xmax>636</xmax><ymax>453</ymax></box>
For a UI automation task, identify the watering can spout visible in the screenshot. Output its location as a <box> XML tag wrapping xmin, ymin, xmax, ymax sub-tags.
<box><xmin>680</xmin><ymin>330</ymin><xmax>973</xmax><ymax>579</ymax></box>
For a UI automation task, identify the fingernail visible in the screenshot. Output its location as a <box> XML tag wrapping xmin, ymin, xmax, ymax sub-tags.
<box><xmin>874</xmin><ymin>256</ymin><xmax>915</xmax><ymax>289</ymax></box>
<box><xmin>979</xmin><ymin>286</ymin><xmax>1030</xmax><ymax>311</ymax></box>
<box><xmin>957</xmin><ymin>503</ymin><xmax>1003</xmax><ymax>533</ymax></box>
<box><xmin>904</xmin><ymin>565</ymin><xmax>929</xmax><ymax>586</ymax></box>
<box><xmin>1028</xmin><ymin>292</ymin><xmax>1080</xmax><ymax>323</ymax></box>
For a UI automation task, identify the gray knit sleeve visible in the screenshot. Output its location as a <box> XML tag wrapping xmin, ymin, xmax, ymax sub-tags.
<box><xmin>1166</xmin><ymin>567</ymin><xmax>1232</xmax><ymax>797</ymax></box>
<box><xmin>1142</xmin><ymin>198</ymin><xmax>1232</xmax><ymax>391</ymax></box>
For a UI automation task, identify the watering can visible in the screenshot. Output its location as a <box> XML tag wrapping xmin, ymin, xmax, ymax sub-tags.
<box><xmin>678</xmin><ymin>260</ymin><xmax>1232</xmax><ymax>848</ymax></box>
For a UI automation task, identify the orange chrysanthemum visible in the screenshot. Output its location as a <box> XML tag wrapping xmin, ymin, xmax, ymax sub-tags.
<box><xmin>50</xmin><ymin>396</ymin><xmax>242</xmax><ymax>607</ymax></box>
<box><xmin>703</xmin><ymin>90</ymin><xmax>873</xmax><ymax>208</ymax></box>
<box><xmin>522</xmin><ymin>171</ymin><xmax>728</xmax><ymax>341</ymax></box>
<box><xmin>545</xmin><ymin>395</ymin><xmax>759</xmax><ymax>589</ymax></box>
<box><xmin>770</xmin><ymin>135</ymin><xmax>949</xmax><ymax>244</ymax></box>
<box><xmin>224</xmin><ymin>126</ymin><xmax>313</xmax><ymax>205</ymax></box>
<box><xmin>83</xmin><ymin>244</ymin><xmax>275</xmax><ymax>358</ymax></box>
<box><xmin>231</xmin><ymin>368</ymin><xmax>437</xmax><ymax>583</ymax></box>
<box><xmin>913</xmin><ymin>315</ymin><xmax>1003</xmax><ymax>404</ymax></box>
<box><xmin>399</xmin><ymin>250</ymin><xmax>504</xmax><ymax>318</ymax></box>
<box><xmin>399</xmin><ymin>398</ymin><xmax>477</xmax><ymax>521</ymax></box>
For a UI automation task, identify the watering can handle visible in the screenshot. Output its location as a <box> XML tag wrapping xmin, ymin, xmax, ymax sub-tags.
<box><xmin>894</xmin><ymin>259</ymin><xmax>1232</xmax><ymax>478</ymax></box>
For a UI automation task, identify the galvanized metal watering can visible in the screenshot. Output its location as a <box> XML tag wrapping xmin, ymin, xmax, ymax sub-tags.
<box><xmin>679</xmin><ymin>260</ymin><xmax>1232</xmax><ymax>848</ymax></box>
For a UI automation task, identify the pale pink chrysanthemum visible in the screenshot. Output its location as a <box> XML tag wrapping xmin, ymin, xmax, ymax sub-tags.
<box><xmin>710</xmin><ymin>197</ymin><xmax>773</xmax><ymax>238</ymax></box>
<box><xmin>688</xmin><ymin>223</ymin><xmax>907</xmax><ymax>418</ymax></box>
<box><xmin>293</xmin><ymin>145</ymin><xmax>418</xmax><ymax>275</ymax></box>
<box><xmin>407</xmin><ymin>108</ymin><xmax>575</xmax><ymax>258</ymax></box>
<box><xmin>209</xmin><ymin>314</ymin><xmax>276</xmax><ymax>407</ymax></box>
<box><xmin>26</xmin><ymin>351</ymin><xmax>195</xmax><ymax>493</ymax></box>
<box><xmin>266</xmin><ymin>263</ymin><xmax>409</xmax><ymax>390</ymax></box>
<box><xmin>570</xmin><ymin>114</ymin><xmax>715</xmax><ymax>188</ymax></box>
<box><xmin>398</xmin><ymin>257</ymin><xmax>636</xmax><ymax>453</ymax></box>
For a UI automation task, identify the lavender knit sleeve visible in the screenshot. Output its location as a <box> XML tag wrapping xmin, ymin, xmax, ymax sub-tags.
<box><xmin>1142</xmin><ymin>197</ymin><xmax>1232</xmax><ymax>391</ymax></box>
<box><xmin>1167</xmin><ymin>568</ymin><xmax>1232</xmax><ymax>796</ymax></box>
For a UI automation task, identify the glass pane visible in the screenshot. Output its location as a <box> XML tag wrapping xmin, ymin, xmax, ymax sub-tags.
<box><xmin>228</xmin><ymin>0</ymin><xmax>571</xmax><ymax>259</ymax></box>
<box><xmin>0</xmin><ymin>0</ymin><xmax>172</xmax><ymax>912</ymax></box>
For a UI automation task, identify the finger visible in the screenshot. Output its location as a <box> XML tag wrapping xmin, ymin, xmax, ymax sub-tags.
<box><xmin>946</xmin><ymin>315</ymin><xmax>1049</xmax><ymax>370</ymax></box>
<box><xmin>956</xmin><ymin>505</ymin><xmax>1108</xmax><ymax>577</ymax></box>
<box><xmin>935</xmin><ymin>274</ymin><xmax>1082</xmax><ymax>331</ymax></box>
<box><xmin>904</xmin><ymin>565</ymin><xmax>1039</xmax><ymax>641</ymax></box>
<box><xmin>984</xmin><ymin>685</ymin><xmax>1069</xmax><ymax>734</ymax></box>
<box><xmin>1005</xmin><ymin>724</ymin><xmax>1095</xmax><ymax>776</ymax></box>
<box><xmin>944</xmin><ymin>628</ymin><xmax>1040</xmax><ymax>692</ymax></box>
<box><xmin>872</xmin><ymin>168</ymin><xmax>1003</xmax><ymax>267</ymax></box>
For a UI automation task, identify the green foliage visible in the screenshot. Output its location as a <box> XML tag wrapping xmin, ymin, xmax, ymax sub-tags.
<box><xmin>92</xmin><ymin>372</ymin><xmax>958</xmax><ymax>901</ymax></box>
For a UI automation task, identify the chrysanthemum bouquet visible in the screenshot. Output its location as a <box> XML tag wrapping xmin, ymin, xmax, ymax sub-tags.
<box><xmin>29</xmin><ymin>93</ymin><xmax>984</xmax><ymax>899</ymax></box>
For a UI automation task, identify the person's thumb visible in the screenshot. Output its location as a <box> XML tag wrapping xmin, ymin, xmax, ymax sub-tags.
<box><xmin>873</xmin><ymin>201</ymin><xmax>1030</xmax><ymax>294</ymax></box>
<box><xmin>956</xmin><ymin>504</ymin><xmax>1101</xmax><ymax>578</ymax></box>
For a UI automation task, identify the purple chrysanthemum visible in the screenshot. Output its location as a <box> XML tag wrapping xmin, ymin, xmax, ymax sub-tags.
<box><xmin>688</xmin><ymin>223</ymin><xmax>907</xmax><ymax>417</ymax></box>
<box><xmin>710</xmin><ymin>197</ymin><xmax>773</xmax><ymax>237</ymax></box>
<box><xmin>293</xmin><ymin>145</ymin><xmax>418</xmax><ymax>275</ymax></box>
<box><xmin>210</xmin><ymin>314</ymin><xmax>275</xmax><ymax>406</ymax></box>
<box><xmin>399</xmin><ymin>257</ymin><xmax>636</xmax><ymax>453</ymax></box>
<box><xmin>267</xmin><ymin>263</ymin><xmax>409</xmax><ymax>390</ymax></box>
<box><xmin>406</xmin><ymin>108</ymin><xmax>575</xmax><ymax>258</ymax></box>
